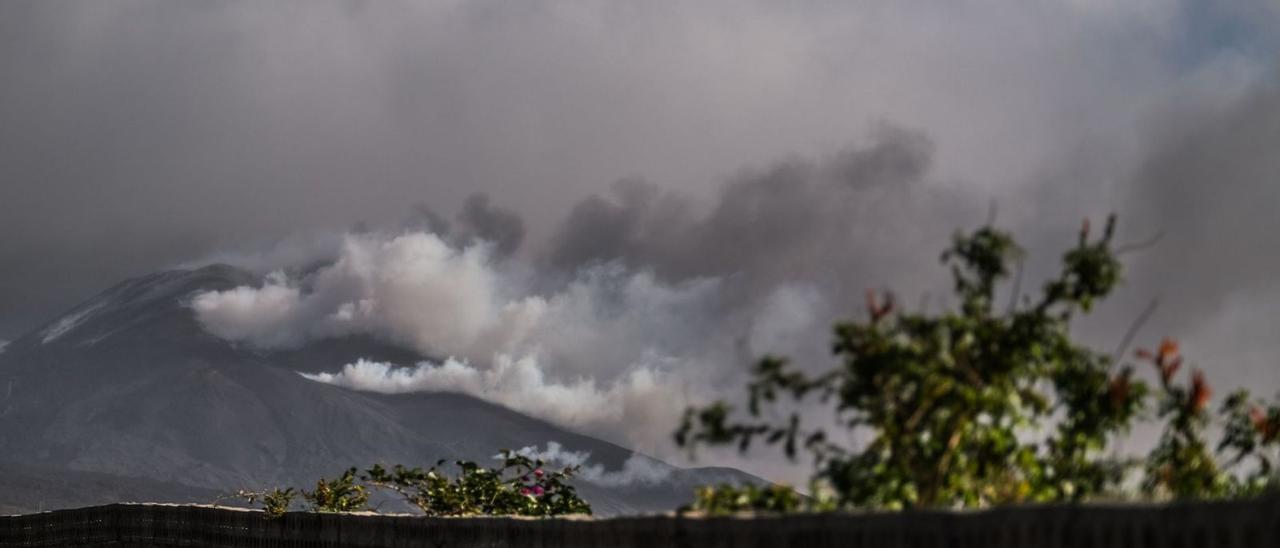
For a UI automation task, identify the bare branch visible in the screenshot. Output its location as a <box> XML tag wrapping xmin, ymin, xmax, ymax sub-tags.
<box><xmin>1114</xmin><ymin>230</ymin><xmax>1165</xmax><ymax>255</ymax></box>
<box><xmin>1111</xmin><ymin>299</ymin><xmax>1160</xmax><ymax>365</ymax></box>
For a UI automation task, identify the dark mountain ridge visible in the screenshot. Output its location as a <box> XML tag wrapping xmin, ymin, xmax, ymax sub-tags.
<box><xmin>0</xmin><ymin>265</ymin><xmax>755</xmax><ymax>515</ymax></box>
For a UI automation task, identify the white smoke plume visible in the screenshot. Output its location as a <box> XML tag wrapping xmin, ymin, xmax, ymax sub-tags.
<box><xmin>300</xmin><ymin>357</ymin><xmax>691</xmax><ymax>450</ymax></box>
<box><xmin>509</xmin><ymin>442</ymin><xmax>672</xmax><ymax>488</ymax></box>
<box><xmin>191</xmin><ymin>232</ymin><xmax>547</xmax><ymax>358</ymax></box>
<box><xmin>193</xmin><ymin>228</ymin><xmax>758</xmax><ymax>455</ymax></box>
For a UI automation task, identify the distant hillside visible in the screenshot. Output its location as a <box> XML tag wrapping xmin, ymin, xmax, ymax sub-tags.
<box><xmin>0</xmin><ymin>463</ymin><xmax>223</xmax><ymax>515</ymax></box>
<box><xmin>0</xmin><ymin>265</ymin><xmax>757</xmax><ymax>516</ymax></box>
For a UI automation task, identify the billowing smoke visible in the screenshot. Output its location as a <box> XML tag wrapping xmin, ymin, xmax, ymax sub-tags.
<box><xmin>183</xmin><ymin>82</ymin><xmax>1280</xmax><ymax>480</ymax></box>
<box><xmin>1115</xmin><ymin>82</ymin><xmax>1280</xmax><ymax>395</ymax></box>
<box><xmin>406</xmin><ymin>192</ymin><xmax>527</xmax><ymax>262</ymax></box>
<box><xmin>510</xmin><ymin>442</ymin><xmax>672</xmax><ymax>487</ymax></box>
<box><xmin>190</xmin><ymin>219</ymin><xmax>724</xmax><ymax>454</ymax></box>
<box><xmin>301</xmin><ymin>358</ymin><xmax>691</xmax><ymax>452</ymax></box>
<box><xmin>192</xmin><ymin>231</ymin><xmax>546</xmax><ymax>359</ymax></box>
<box><xmin>544</xmin><ymin>125</ymin><xmax>958</xmax><ymax>297</ymax></box>
<box><xmin>191</xmin><ymin>130</ymin><xmax>956</xmax><ymax>460</ymax></box>
<box><xmin>1125</xmin><ymin>83</ymin><xmax>1280</xmax><ymax>329</ymax></box>
<box><xmin>190</xmin><ymin>227</ymin><xmax>733</xmax><ymax>454</ymax></box>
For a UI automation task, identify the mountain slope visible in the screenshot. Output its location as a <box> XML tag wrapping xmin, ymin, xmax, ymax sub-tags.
<box><xmin>0</xmin><ymin>265</ymin><xmax>756</xmax><ymax>515</ymax></box>
<box><xmin>0</xmin><ymin>463</ymin><xmax>224</xmax><ymax>515</ymax></box>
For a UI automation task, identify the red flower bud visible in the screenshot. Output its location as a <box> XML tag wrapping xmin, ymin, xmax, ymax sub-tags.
<box><xmin>864</xmin><ymin>290</ymin><xmax>894</xmax><ymax>322</ymax></box>
<box><xmin>1251</xmin><ymin>407</ymin><xmax>1278</xmax><ymax>442</ymax></box>
<box><xmin>1250</xmin><ymin>406</ymin><xmax>1266</xmax><ymax>429</ymax></box>
<box><xmin>1159</xmin><ymin>357</ymin><xmax>1182</xmax><ymax>385</ymax></box>
<box><xmin>1141</xmin><ymin>338</ymin><xmax>1183</xmax><ymax>384</ymax></box>
<box><xmin>1189</xmin><ymin>370</ymin><xmax>1211</xmax><ymax>413</ymax></box>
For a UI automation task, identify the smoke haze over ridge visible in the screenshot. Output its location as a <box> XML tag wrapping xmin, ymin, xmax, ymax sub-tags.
<box><xmin>3</xmin><ymin>0</ymin><xmax>1280</xmax><ymax>483</ymax></box>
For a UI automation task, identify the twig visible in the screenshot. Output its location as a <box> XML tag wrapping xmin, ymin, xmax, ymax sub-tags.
<box><xmin>1114</xmin><ymin>230</ymin><xmax>1165</xmax><ymax>255</ymax></box>
<box><xmin>1111</xmin><ymin>299</ymin><xmax>1160</xmax><ymax>365</ymax></box>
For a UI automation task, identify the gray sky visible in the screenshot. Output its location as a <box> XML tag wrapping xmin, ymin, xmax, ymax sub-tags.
<box><xmin>2</xmin><ymin>1</ymin><xmax>1279</xmax><ymax>405</ymax></box>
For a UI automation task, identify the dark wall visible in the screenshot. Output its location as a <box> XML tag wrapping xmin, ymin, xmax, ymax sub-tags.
<box><xmin>2</xmin><ymin>499</ymin><xmax>1278</xmax><ymax>547</ymax></box>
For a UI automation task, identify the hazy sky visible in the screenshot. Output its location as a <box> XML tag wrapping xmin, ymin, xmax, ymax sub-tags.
<box><xmin>2</xmin><ymin>2</ymin><xmax>1279</xmax><ymax>477</ymax></box>
<box><xmin>0</xmin><ymin>0</ymin><xmax>1271</xmax><ymax>333</ymax></box>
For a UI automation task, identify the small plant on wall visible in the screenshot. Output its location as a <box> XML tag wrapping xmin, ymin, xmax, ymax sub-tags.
<box><xmin>235</xmin><ymin>450</ymin><xmax>590</xmax><ymax>518</ymax></box>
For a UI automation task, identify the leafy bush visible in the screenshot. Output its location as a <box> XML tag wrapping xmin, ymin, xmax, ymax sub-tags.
<box><xmin>676</xmin><ymin>217</ymin><xmax>1279</xmax><ymax>511</ymax></box>
<box><xmin>236</xmin><ymin>488</ymin><xmax>296</xmax><ymax>519</ymax></box>
<box><xmin>362</xmin><ymin>450</ymin><xmax>591</xmax><ymax>517</ymax></box>
<box><xmin>236</xmin><ymin>469</ymin><xmax>366</xmax><ymax>517</ymax></box>
<box><xmin>1139</xmin><ymin>339</ymin><xmax>1230</xmax><ymax>499</ymax></box>
<box><xmin>681</xmin><ymin>484</ymin><xmax>809</xmax><ymax>515</ymax></box>
<box><xmin>1137</xmin><ymin>337</ymin><xmax>1280</xmax><ymax>500</ymax></box>
<box><xmin>236</xmin><ymin>450</ymin><xmax>590</xmax><ymax>518</ymax></box>
<box><xmin>1218</xmin><ymin>389</ymin><xmax>1280</xmax><ymax>495</ymax></box>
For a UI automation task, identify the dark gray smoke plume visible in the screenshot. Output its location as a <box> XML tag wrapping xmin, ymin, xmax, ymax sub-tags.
<box><xmin>544</xmin><ymin>126</ymin><xmax>975</xmax><ymax>318</ymax></box>
<box><xmin>408</xmin><ymin>192</ymin><xmax>527</xmax><ymax>261</ymax></box>
<box><xmin>457</xmin><ymin>193</ymin><xmax>526</xmax><ymax>260</ymax></box>
<box><xmin>1126</xmin><ymin>83</ymin><xmax>1280</xmax><ymax>330</ymax></box>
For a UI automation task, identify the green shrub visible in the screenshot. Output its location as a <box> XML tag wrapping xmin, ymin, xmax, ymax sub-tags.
<box><xmin>303</xmin><ymin>468</ymin><xmax>369</xmax><ymax>513</ymax></box>
<box><xmin>236</xmin><ymin>488</ymin><xmax>296</xmax><ymax>519</ymax></box>
<box><xmin>362</xmin><ymin>450</ymin><xmax>591</xmax><ymax>517</ymax></box>
<box><xmin>676</xmin><ymin>217</ymin><xmax>1278</xmax><ymax>511</ymax></box>
<box><xmin>236</xmin><ymin>450</ymin><xmax>590</xmax><ymax>518</ymax></box>
<box><xmin>681</xmin><ymin>484</ymin><xmax>809</xmax><ymax>515</ymax></box>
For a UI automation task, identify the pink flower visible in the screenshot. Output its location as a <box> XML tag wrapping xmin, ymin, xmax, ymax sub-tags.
<box><xmin>532</xmin><ymin>486</ymin><xmax>544</xmax><ymax>496</ymax></box>
<box><xmin>534</xmin><ymin>469</ymin><xmax>544</xmax><ymax>478</ymax></box>
<box><xmin>520</xmin><ymin>487</ymin><xmax>532</xmax><ymax>496</ymax></box>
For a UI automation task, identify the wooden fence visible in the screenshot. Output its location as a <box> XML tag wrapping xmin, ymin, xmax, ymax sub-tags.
<box><xmin>2</xmin><ymin>496</ymin><xmax>1278</xmax><ymax>547</ymax></box>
